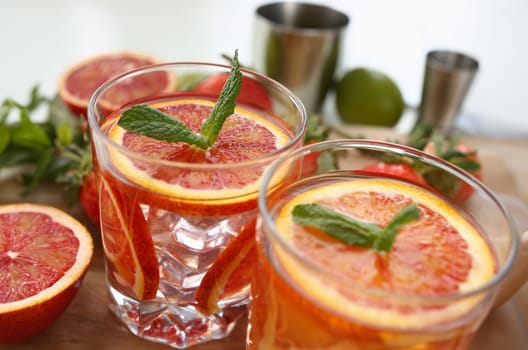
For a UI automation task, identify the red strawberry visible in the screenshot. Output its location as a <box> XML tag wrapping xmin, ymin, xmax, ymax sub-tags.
<box><xmin>79</xmin><ymin>171</ymin><xmax>99</xmax><ymax>226</ymax></box>
<box><xmin>194</xmin><ymin>73</ymin><xmax>272</xmax><ymax>111</ymax></box>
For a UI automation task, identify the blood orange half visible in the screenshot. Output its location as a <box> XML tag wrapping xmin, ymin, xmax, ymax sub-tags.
<box><xmin>274</xmin><ymin>178</ymin><xmax>496</xmax><ymax>327</ymax></box>
<box><xmin>58</xmin><ymin>51</ymin><xmax>176</xmax><ymax>118</ymax></box>
<box><xmin>0</xmin><ymin>203</ymin><xmax>93</xmax><ymax>343</ymax></box>
<box><xmin>105</xmin><ymin>97</ymin><xmax>293</xmax><ymax>215</ymax></box>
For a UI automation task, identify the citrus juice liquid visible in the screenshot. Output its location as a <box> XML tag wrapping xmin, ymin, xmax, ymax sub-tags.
<box><xmin>92</xmin><ymin>94</ymin><xmax>299</xmax><ymax>347</ymax></box>
<box><xmin>249</xmin><ymin>175</ymin><xmax>497</xmax><ymax>350</ymax></box>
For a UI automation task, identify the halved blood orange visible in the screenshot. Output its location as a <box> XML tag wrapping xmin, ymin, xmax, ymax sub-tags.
<box><xmin>58</xmin><ymin>51</ymin><xmax>176</xmax><ymax>118</ymax></box>
<box><xmin>0</xmin><ymin>203</ymin><xmax>94</xmax><ymax>344</ymax></box>
<box><xmin>274</xmin><ymin>178</ymin><xmax>496</xmax><ymax>327</ymax></box>
<box><xmin>105</xmin><ymin>97</ymin><xmax>293</xmax><ymax>216</ymax></box>
<box><xmin>99</xmin><ymin>177</ymin><xmax>159</xmax><ymax>300</ymax></box>
<box><xmin>195</xmin><ymin>217</ymin><xmax>256</xmax><ymax>314</ymax></box>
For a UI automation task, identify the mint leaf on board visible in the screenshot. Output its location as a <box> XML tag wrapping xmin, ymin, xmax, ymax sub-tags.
<box><xmin>117</xmin><ymin>50</ymin><xmax>243</xmax><ymax>149</ymax></box>
<box><xmin>292</xmin><ymin>203</ymin><xmax>420</xmax><ymax>253</ymax></box>
<box><xmin>0</xmin><ymin>86</ymin><xmax>91</xmax><ymax>198</ymax></box>
<box><xmin>0</xmin><ymin>125</ymin><xmax>9</xmax><ymax>154</ymax></box>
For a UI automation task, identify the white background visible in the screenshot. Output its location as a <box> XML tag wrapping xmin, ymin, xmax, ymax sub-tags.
<box><xmin>1</xmin><ymin>0</ymin><xmax>527</xmax><ymax>136</ymax></box>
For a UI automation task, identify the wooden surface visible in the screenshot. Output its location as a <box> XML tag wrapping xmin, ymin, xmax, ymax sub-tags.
<box><xmin>1</xmin><ymin>128</ymin><xmax>527</xmax><ymax>349</ymax></box>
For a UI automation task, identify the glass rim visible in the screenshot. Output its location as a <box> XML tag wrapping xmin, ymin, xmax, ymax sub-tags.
<box><xmin>87</xmin><ymin>61</ymin><xmax>307</xmax><ymax>170</ymax></box>
<box><xmin>258</xmin><ymin>138</ymin><xmax>520</xmax><ymax>303</ymax></box>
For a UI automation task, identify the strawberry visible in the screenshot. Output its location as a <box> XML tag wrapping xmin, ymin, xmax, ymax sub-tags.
<box><xmin>79</xmin><ymin>171</ymin><xmax>99</xmax><ymax>226</ymax></box>
<box><xmin>422</xmin><ymin>136</ymin><xmax>482</xmax><ymax>203</ymax></box>
<box><xmin>360</xmin><ymin>162</ymin><xmax>429</xmax><ymax>188</ymax></box>
<box><xmin>194</xmin><ymin>73</ymin><xmax>272</xmax><ymax>111</ymax></box>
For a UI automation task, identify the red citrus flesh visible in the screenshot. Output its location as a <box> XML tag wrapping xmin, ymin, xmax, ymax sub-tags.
<box><xmin>58</xmin><ymin>51</ymin><xmax>174</xmax><ymax>117</ymax></box>
<box><xmin>105</xmin><ymin>97</ymin><xmax>294</xmax><ymax>215</ymax></box>
<box><xmin>274</xmin><ymin>179</ymin><xmax>495</xmax><ymax>327</ymax></box>
<box><xmin>97</xmin><ymin>97</ymin><xmax>294</xmax><ymax>302</ymax></box>
<box><xmin>0</xmin><ymin>203</ymin><xmax>93</xmax><ymax>344</ymax></box>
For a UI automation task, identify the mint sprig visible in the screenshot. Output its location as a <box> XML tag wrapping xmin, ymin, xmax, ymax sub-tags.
<box><xmin>292</xmin><ymin>203</ymin><xmax>420</xmax><ymax>252</ymax></box>
<box><xmin>118</xmin><ymin>50</ymin><xmax>242</xmax><ymax>149</ymax></box>
<box><xmin>0</xmin><ymin>86</ymin><xmax>90</xmax><ymax>197</ymax></box>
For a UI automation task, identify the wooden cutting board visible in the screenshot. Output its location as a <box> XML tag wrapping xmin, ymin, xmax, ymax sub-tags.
<box><xmin>1</xmin><ymin>129</ymin><xmax>527</xmax><ymax>349</ymax></box>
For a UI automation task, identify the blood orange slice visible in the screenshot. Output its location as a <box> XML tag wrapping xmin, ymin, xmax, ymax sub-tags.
<box><xmin>99</xmin><ymin>177</ymin><xmax>159</xmax><ymax>300</ymax></box>
<box><xmin>105</xmin><ymin>97</ymin><xmax>293</xmax><ymax>215</ymax></box>
<box><xmin>195</xmin><ymin>217</ymin><xmax>256</xmax><ymax>314</ymax></box>
<box><xmin>274</xmin><ymin>178</ymin><xmax>496</xmax><ymax>327</ymax></box>
<box><xmin>0</xmin><ymin>203</ymin><xmax>93</xmax><ymax>344</ymax></box>
<box><xmin>58</xmin><ymin>51</ymin><xmax>176</xmax><ymax>118</ymax></box>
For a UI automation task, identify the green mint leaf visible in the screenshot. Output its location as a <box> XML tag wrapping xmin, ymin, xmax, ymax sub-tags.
<box><xmin>56</xmin><ymin>122</ymin><xmax>74</xmax><ymax>146</ymax></box>
<box><xmin>118</xmin><ymin>50</ymin><xmax>242</xmax><ymax>149</ymax></box>
<box><xmin>0</xmin><ymin>125</ymin><xmax>9</xmax><ymax>154</ymax></box>
<box><xmin>118</xmin><ymin>104</ymin><xmax>209</xmax><ymax>149</ymax></box>
<box><xmin>11</xmin><ymin>108</ymin><xmax>51</xmax><ymax>151</ymax></box>
<box><xmin>373</xmin><ymin>204</ymin><xmax>420</xmax><ymax>252</ymax></box>
<box><xmin>452</xmin><ymin>158</ymin><xmax>481</xmax><ymax>172</ymax></box>
<box><xmin>200</xmin><ymin>49</ymin><xmax>242</xmax><ymax>146</ymax></box>
<box><xmin>292</xmin><ymin>204</ymin><xmax>380</xmax><ymax>248</ymax></box>
<box><xmin>20</xmin><ymin>147</ymin><xmax>54</xmax><ymax>195</ymax></box>
<box><xmin>0</xmin><ymin>148</ymin><xmax>37</xmax><ymax>168</ymax></box>
<box><xmin>292</xmin><ymin>203</ymin><xmax>420</xmax><ymax>252</ymax></box>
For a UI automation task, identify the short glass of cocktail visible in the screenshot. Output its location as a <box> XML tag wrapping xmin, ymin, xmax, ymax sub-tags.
<box><xmin>87</xmin><ymin>53</ymin><xmax>306</xmax><ymax>348</ymax></box>
<box><xmin>249</xmin><ymin>139</ymin><xmax>519</xmax><ymax>349</ymax></box>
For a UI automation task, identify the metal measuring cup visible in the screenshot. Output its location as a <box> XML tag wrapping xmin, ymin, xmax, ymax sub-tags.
<box><xmin>415</xmin><ymin>50</ymin><xmax>479</xmax><ymax>134</ymax></box>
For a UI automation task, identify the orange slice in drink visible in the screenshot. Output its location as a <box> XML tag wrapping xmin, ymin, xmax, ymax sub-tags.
<box><xmin>99</xmin><ymin>177</ymin><xmax>159</xmax><ymax>300</ymax></box>
<box><xmin>106</xmin><ymin>98</ymin><xmax>293</xmax><ymax>215</ymax></box>
<box><xmin>100</xmin><ymin>97</ymin><xmax>294</xmax><ymax>303</ymax></box>
<box><xmin>58</xmin><ymin>51</ymin><xmax>176</xmax><ymax>118</ymax></box>
<box><xmin>274</xmin><ymin>178</ymin><xmax>496</xmax><ymax>328</ymax></box>
<box><xmin>195</xmin><ymin>217</ymin><xmax>257</xmax><ymax>314</ymax></box>
<box><xmin>0</xmin><ymin>203</ymin><xmax>93</xmax><ymax>343</ymax></box>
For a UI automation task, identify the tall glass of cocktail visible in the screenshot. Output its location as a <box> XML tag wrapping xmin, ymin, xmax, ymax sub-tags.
<box><xmin>87</xmin><ymin>57</ymin><xmax>306</xmax><ymax>348</ymax></box>
<box><xmin>249</xmin><ymin>139</ymin><xmax>518</xmax><ymax>349</ymax></box>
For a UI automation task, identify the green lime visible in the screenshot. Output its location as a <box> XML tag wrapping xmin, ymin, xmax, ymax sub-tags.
<box><xmin>335</xmin><ymin>68</ymin><xmax>404</xmax><ymax>126</ymax></box>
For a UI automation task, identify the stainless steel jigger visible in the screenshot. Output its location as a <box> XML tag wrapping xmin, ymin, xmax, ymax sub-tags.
<box><xmin>252</xmin><ymin>2</ymin><xmax>349</xmax><ymax>114</ymax></box>
<box><xmin>415</xmin><ymin>50</ymin><xmax>479</xmax><ymax>133</ymax></box>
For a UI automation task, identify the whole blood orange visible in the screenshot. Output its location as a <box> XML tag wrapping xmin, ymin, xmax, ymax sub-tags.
<box><xmin>0</xmin><ymin>203</ymin><xmax>94</xmax><ymax>344</ymax></box>
<box><xmin>58</xmin><ymin>51</ymin><xmax>176</xmax><ymax>118</ymax></box>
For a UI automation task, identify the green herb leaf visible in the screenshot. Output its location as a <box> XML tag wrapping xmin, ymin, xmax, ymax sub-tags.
<box><xmin>0</xmin><ymin>125</ymin><xmax>9</xmax><ymax>154</ymax></box>
<box><xmin>56</xmin><ymin>122</ymin><xmax>74</xmax><ymax>146</ymax></box>
<box><xmin>199</xmin><ymin>49</ymin><xmax>242</xmax><ymax>146</ymax></box>
<box><xmin>292</xmin><ymin>203</ymin><xmax>420</xmax><ymax>252</ymax></box>
<box><xmin>118</xmin><ymin>105</ymin><xmax>210</xmax><ymax>149</ymax></box>
<box><xmin>117</xmin><ymin>50</ymin><xmax>243</xmax><ymax>150</ymax></box>
<box><xmin>11</xmin><ymin>110</ymin><xmax>52</xmax><ymax>151</ymax></box>
<box><xmin>293</xmin><ymin>204</ymin><xmax>380</xmax><ymax>247</ymax></box>
<box><xmin>373</xmin><ymin>203</ymin><xmax>420</xmax><ymax>252</ymax></box>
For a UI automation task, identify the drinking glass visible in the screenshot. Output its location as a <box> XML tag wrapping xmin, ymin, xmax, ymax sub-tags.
<box><xmin>87</xmin><ymin>62</ymin><xmax>306</xmax><ymax>348</ymax></box>
<box><xmin>249</xmin><ymin>139</ymin><xmax>519</xmax><ymax>349</ymax></box>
